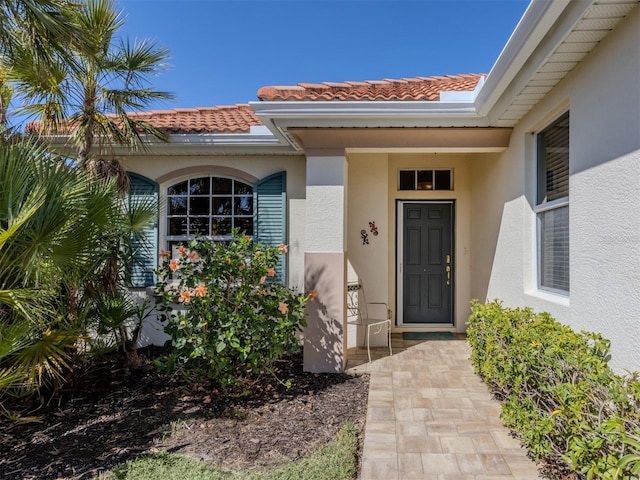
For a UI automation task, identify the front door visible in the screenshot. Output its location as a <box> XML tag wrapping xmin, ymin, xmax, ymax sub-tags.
<box><xmin>398</xmin><ymin>202</ymin><xmax>453</xmax><ymax>325</ymax></box>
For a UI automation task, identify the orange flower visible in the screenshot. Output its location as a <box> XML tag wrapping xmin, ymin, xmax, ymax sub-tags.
<box><xmin>260</xmin><ymin>276</ymin><xmax>267</xmax><ymax>284</ymax></box>
<box><xmin>278</xmin><ymin>244</ymin><xmax>288</xmax><ymax>254</ymax></box>
<box><xmin>169</xmin><ymin>259</ymin><xmax>180</xmax><ymax>272</ymax></box>
<box><xmin>308</xmin><ymin>289</ymin><xmax>318</xmax><ymax>300</ymax></box>
<box><xmin>194</xmin><ymin>283</ymin><xmax>208</xmax><ymax>297</ymax></box>
<box><xmin>239</xmin><ymin>264</ymin><xmax>245</xmax><ymax>271</ymax></box>
<box><xmin>267</xmin><ymin>267</ymin><xmax>276</xmax><ymax>277</ymax></box>
<box><xmin>178</xmin><ymin>245</ymin><xmax>187</xmax><ymax>257</ymax></box>
<box><xmin>278</xmin><ymin>302</ymin><xmax>288</xmax><ymax>314</ymax></box>
<box><xmin>257</xmin><ymin>288</ymin><xmax>267</xmax><ymax>296</ymax></box>
<box><xmin>178</xmin><ymin>289</ymin><xmax>192</xmax><ymax>303</ymax></box>
<box><xmin>188</xmin><ymin>250</ymin><xmax>200</xmax><ymax>261</ymax></box>
<box><xmin>159</xmin><ymin>249</ymin><xmax>171</xmax><ymax>258</ymax></box>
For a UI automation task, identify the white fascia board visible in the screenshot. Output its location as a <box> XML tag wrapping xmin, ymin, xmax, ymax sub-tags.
<box><xmin>162</xmin><ymin>132</ymin><xmax>281</xmax><ymax>146</ymax></box>
<box><xmin>41</xmin><ymin>130</ymin><xmax>296</xmax><ymax>156</ymax></box>
<box><xmin>475</xmin><ymin>0</ymin><xmax>581</xmax><ymax>117</ymax></box>
<box><xmin>251</xmin><ymin>100</ymin><xmax>489</xmax><ymax>129</ymax></box>
<box><xmin>123</xmin><ymin>132</ymin><xmax>296</xmax><ymax>155</ymax></box>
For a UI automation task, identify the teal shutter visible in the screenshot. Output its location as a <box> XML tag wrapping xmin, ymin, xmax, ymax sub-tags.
<box><xmin>127</xmin><ymin>173</ymin><xmax>159</xmax><ymax>288</ymax></box>
<box><xmin>254</xmin><ymin>171</ymin><xmax>287</xmax><ymax>285</ymax></box>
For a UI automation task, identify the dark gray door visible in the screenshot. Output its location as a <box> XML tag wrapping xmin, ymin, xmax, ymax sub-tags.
<box><xmin>402</xmin><ymin>202</ymin><xmax>453</xmax><ymax>324</ymax></box>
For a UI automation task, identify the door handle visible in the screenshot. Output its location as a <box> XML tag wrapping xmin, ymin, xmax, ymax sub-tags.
<box><xmin>446</xmin><ymin>265</ymin><xmax>451</xmax><ymax>285</ymax></box>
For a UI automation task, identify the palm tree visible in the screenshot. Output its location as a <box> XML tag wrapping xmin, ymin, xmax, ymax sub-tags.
<box><xmin>0</xmin><ymin>136</ymin><xmax>160</xmax><ymax>407</ymax></box>
<box><xmin>0</xmin><ymin>138</ymin><xmax>117</xmax><ymax>401</ymax></box>
<box><xmin>11</xmin><ymin>0</ymin><xmax>173</xmax><ymax>190</ymax></box>
<box><xmin>0</xmin><ymin>0</ymin><xmax>79</xmax><ymax>56</ymax></box>
<box><xmin>0</xmin><ymin>1</ymin><xmax>80</xmax><ymax>129</ymax></box>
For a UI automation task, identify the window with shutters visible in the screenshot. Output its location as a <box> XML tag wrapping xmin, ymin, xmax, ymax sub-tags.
<box><xmin>166</xmin><ymin>176</ymin><xmax>254</xmax><ymax>252</ymax></box>
<box><xmin>164</xmin><ymin>172</ymin><xmax>287</xmax><ymax>284</ymax></box>
<box><xmin>536</xmin><ymin>111</ymin><xmax>569</xmax><ymax>293</ymax></box>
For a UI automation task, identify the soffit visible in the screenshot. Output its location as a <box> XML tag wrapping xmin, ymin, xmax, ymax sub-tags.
<box><xmin>492</xmin><ymin>0</ymin><xmax>639</xmax><ymax>127</ymax></box>
<box><xmin>288</xmin><ymin>127</ymin><xmax>512</xmax><ymax>154</ymax></box>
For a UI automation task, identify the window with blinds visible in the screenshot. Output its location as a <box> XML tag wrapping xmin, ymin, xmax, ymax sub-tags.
<box><xmin>536</xmin><ymin>112</ymin><xmax>570</xmax><ymax>293</ymax></box>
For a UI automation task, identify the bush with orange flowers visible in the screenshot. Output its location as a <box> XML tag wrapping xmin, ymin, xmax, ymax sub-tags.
<box><xmin>154</xmin><ymin>232</ymin><xmax>308</xmax><ymax>387</ymax></box>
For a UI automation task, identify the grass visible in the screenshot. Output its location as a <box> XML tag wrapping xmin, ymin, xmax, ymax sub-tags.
<box><xmin>100</xmin><ymin>423</ymin><xmax>360</xmax><ymax>480</ymax></box>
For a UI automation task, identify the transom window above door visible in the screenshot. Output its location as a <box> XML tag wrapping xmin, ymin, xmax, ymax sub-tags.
<box><xmin>398</xmin><ymin>169</ymin><xmax>453</xmax><ymax>191</ymax></box>
<box><xmin>166</xmin><ymin>176</ymin><xmax>253</xmax><ymax>245</ymax></box>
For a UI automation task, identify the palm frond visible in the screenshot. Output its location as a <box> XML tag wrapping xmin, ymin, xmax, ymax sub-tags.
<box><xmin>0</xmin><ymin>321</ymin><xmax>31</xmax><ymax>359</ymax></box>
<box><xmin>14</xmin><ymin>328</ymin><xmax>76</xmax><ymax>388</ymax></box>
<box><xmin>108</xmin><ymin>37</ymin><xmax>171</xmax><ymax>86</ymax></box>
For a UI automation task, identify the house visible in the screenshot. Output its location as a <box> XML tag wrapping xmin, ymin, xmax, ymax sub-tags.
<box><xmin>46</xmin><ymin>0</ymin><xmax>640</xmax><ymax>373</ymax></box>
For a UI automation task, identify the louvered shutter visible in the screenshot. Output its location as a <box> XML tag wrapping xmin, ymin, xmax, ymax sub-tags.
<box><xmin>127</xmin><ymin>173</ymin><xmax>159</xmax><ymax>288</ymax></box>
<box><xmin>254</xmin><ymin>171</ymin><xmax>287</xmax><ymax>285</ymax></box>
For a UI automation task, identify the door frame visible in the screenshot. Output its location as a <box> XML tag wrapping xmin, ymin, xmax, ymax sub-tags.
<box><xmin>396</xmin><ymin>200</ymin><xmax>455</xmax><ymax>327</ymax></box>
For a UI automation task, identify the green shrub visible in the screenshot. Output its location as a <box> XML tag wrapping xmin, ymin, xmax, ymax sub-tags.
<box><xmin>154</xmin><ymin>233</ymin><xmax>308</xmax><ymax>387</ymax></box>
<box><xmin>467</xmin><ymin>300</ymin><xmax>640</xmax><ymax>479</ymax></box>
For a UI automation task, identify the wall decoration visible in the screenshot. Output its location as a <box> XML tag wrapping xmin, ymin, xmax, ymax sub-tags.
<box><xmin>369</xmin><ymin>221</ymin><xmax>379</xmax><ymax>236</ymax></box>
<box><xmin>360</xmin><ymin>229</ymin><xmax>369</xmax><ymax>245</ymax></box>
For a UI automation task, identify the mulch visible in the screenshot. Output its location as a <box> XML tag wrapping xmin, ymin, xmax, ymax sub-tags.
<box><xmin>0</xmin><ymin>349</ymin><xmax>369</xmax><ymax>480</ymax></box>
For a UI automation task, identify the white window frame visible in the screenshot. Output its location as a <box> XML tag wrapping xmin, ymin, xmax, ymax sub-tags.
<box><xmin>165</xmin><ymin>175</ymin><xmax>254</xmax><ymax>250</ymax></box>
<box><xmin>535</xmin><ymin>112</ymin><xmax>570</xmax><ymax>295</ymax></box>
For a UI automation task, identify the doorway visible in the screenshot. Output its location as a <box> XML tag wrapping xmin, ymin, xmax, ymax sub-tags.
<box><xmin>397</xmin><ymin>201</ymin><xmax>454</xmax><ymax>325</ymax></box>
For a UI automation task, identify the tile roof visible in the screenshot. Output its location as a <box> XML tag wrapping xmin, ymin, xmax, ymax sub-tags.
<box><xmin>25</xmin><ymin>104</ymin><xmax>263</xmax><ymax>135</ymax></box>
<box><xmin>256</xmin><ymin>74</ymin><xmax>484</xmax><ymax>101</ymax></box>
<box><xmin>25</xmin><ymin>75</ymin><xmax>484</xmax><ymax>135</ymax></box>
<box><xmin>122</xmin><ymin>104</ymin><xmax>262</xmax><ymax>133</ymax></box>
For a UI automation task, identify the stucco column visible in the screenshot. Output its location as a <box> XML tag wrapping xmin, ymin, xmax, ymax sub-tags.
<box><xmin>303</xmin><ymin>154</ymin><xmax>348</xmax><ymax>373</ymax></box>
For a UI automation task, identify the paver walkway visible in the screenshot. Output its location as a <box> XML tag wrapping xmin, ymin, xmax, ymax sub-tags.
<box><xmin>347</xmin><ymin>338</ymin><xmax>544</xmax><ymax>480</ymax></box>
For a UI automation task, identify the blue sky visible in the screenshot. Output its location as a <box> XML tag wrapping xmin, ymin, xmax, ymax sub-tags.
<box><xmin>118</xmin><ymin>0</ymin><xmax>530</xmax><ymax>110</ymax></box>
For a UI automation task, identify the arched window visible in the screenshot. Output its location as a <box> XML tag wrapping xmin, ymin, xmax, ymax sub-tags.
<box><xmin>166</xmin><ymin>176</ymin><xmax>254</xmax><ymax>249</ymax></box>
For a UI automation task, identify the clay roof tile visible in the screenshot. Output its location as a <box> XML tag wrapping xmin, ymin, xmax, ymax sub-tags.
<box><xmin>25</xmin><ymin>104</ymin><xmax>263</xmax><ymax>135</ymax></box>
<box><xmin>26</xmin><ymin>74</ymin><xmax>485</xmax><ymax>136</ymax></box>
<box><xmin>257</xmin><ymin>73</ymin><xmax>484</xmax><ymax>101</ymax></box>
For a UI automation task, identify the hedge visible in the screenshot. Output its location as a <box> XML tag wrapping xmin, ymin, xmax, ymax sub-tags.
<box><xmin>467</xmin><ymin>301</ymin><xmax>640</xmax><ymax>479</ymax></box>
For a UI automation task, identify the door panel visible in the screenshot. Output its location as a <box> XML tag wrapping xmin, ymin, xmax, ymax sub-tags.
<box><xmin>402</xmin><ymin>202</ymin><xmax>453</xmax><ymax>324</ymax></box>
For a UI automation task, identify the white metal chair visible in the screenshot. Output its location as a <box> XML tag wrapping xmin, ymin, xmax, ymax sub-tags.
<box><xmin>347</xmin><ymin>280</ymin><xmax>392</xmax><ymax>363</ymax></box>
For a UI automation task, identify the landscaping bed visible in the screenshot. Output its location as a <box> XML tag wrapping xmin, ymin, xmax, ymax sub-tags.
<box><xmin>0</xmin><ymin>349</ymin><xmax>369</xmax><ymax>480</ymax></box>
<box><xmin>467</xmin><ymin>301</ymin><xmax>640</xmax><ymax>479</ymax></box>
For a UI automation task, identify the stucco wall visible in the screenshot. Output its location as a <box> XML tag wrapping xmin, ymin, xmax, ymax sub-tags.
<box><xmin>474</xmin><ymin>5</ymin><xmax>640</xmax><ymax>372</ymax></box>
<box><xmin>569</xmin><ymin>5</ymin><xmax>640</xmax><ymax>372</ymax></box>
<box><xmin>346</xmin><ymin>153</ymin><xmax>389</xmax><ymax>347</ymax></box>
<box><xmin>346</xmin><ymin>152</ymin><xmax>473</xmax><ymax>335</ymax></box>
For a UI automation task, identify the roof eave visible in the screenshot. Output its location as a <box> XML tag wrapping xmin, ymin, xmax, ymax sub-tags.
<box><xmin>39</xmin><ymin>131</ymin><xmax>298</xmax><ymax>157</ymax></box>
<box><xmin>475</xmin><ymin>0</ymin><xmax>573</xmax><ymax>117</ymax></box>
<box><xmin>251</xmin><ymin>100</ymin><xmax>490</xmax><ymax>128</ymax></box>
<box><xmin>474</xmin><ymin>0</ymin><xmax>637</xmax><ymax>127</ymax></box>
